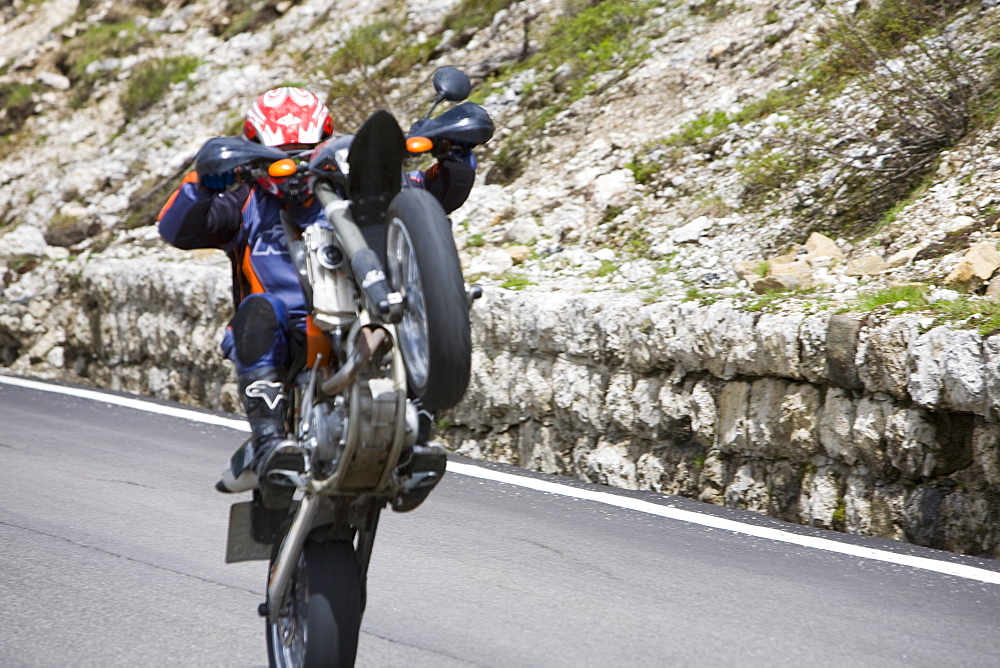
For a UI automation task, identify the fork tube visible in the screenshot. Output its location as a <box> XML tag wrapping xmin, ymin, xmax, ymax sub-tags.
<box><xmin>376</xmin><ymin>330</ymin><xmax>408</xmax><ymax>492</ymax></box>
<box><xmin>356</xmin><ymin>504</ymin><xmax>382</xmax><ymax>584</ymax></box>
<box><xmin>315</xmin><ymin>185</ymin><xmax>367</xmax><ymax>258</ymax></box>
<box><xmin>267</xmin><ymin>494</ymin><xmax>320</xmax><ymax>623</ymax></box>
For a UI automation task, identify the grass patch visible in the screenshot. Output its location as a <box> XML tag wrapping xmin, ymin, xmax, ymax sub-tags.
<box><xmin>324</xmin><ymin>15</ymin><xmax>442</xmax><ymax>131</ymax></box>
<box><xmin>500</xmin><ymin>273</ymin><xmax>535</xmax><ymax>290</ymax></box>
<box><xmin>624</xmin><ymin>89</ymin><xmax>801</xmax><ymax>188</ymax></box>
<box><xmin>664</xmin><ymin>109</ymin><xmax>731</xmax><ymax>148</ymax></box>
<box><xmin>121</xmin><ymin>56</ymin><xmax>200</xmax><ymax>117</ymax></box>
<box><xmin>844</xmin><ymin>285</ymin><xmax>1000</xmax><ymax>335</ymax></box>
<box><xmin>690</xmin><ymin>0</ymin><xmax>735</xmax><ymax>22</ymax></box>
<box><xmin>855</xmin><ymin>284</ymin><xmax>929</xmax><ymax>312</ymax></box>
<box><xmin>62</xmin><ymin>20</ymin><xmax>144</xmax><ymax>82</ymax></box>
<box><xmin>59</xmin><ymin>19</ymin><xmax>150</xmax><ymax>108</ymax></box>
<box><xmin>626</xmin><ymin>158</ymin><xmax>660</xmax><ymax>185</ymax></box>
<box><xmin>933</xmin><ymin>298</ymin><xmax>1000</xmax><ymax>335</ymax></box>
<box><xmin>444</xmin><ymin>0</ymin><xmax>520</xmax><ymax>34</ymax></box>
<box><xmin>532</xmin><ymin>0</ymin><xmax>657</xmax><ymax>100</ymax></box>
<box><xmin>684</xmin><ymin>287</ymin><xmax>728</xmax><ymax>306</ymax></box>
<box><xmin>0</xmin><ymin>81</ymin><xmax>42</xmax><ymax>136</ymax></box>
<box><xmin>739</xmin><ymin>287</ymin><xmax>824</xmax><ymax>312</ymax></box>
<box><xmin>590</xmin><ymin>260</ymin><xmax>619</xmax><ymax>278</ymax></box>
<box><xmin>481</xmin><ymin>0</ymin><xmax>668</xmax><ymax>184</ymax></box>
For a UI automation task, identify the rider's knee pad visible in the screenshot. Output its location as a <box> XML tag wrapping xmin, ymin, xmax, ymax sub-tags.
<box><xmin>229</xmin><ymin>294</ymin><xmax>290</xmax><ymax>374</ymax></box>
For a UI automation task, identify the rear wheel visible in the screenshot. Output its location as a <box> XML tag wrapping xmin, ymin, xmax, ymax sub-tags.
<box><xmin>385</xmin><ymin>188</ymin><xmax>471</xmax><ymax>411</ymax></box>
<box><xmin>266</xmin><ymin>540</ymin><xmax>361</xmax><ymax>667</ymax></box>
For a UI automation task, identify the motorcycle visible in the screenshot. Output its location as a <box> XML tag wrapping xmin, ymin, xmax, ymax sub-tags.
<box><xmin>199</xmin><ymin>67</ymin><xmax>494</xmax><ymax>666</ymax></box>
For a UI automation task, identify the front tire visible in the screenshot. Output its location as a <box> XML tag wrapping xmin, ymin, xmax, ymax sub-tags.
<box><xmin>385</xmin><ymin>188</ymin><xmax>471</xmax><ymax>411</ymax></box>
<box><xmin>267</xmin><ymin>540</ymin><xmax>362</xmax><ymax>667</ymax></box>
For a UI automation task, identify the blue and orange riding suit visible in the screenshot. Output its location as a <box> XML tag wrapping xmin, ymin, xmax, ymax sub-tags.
<box><xmin>157</xmin><ymin>87</ymin><xmax>476</xmax><ymax>497</ymax></box>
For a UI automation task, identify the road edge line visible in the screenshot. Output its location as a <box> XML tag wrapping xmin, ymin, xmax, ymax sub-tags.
<box><xmin>5</xmin><ymin>374</ymin><xmax>999</xmax><ymax>586</ymax></box>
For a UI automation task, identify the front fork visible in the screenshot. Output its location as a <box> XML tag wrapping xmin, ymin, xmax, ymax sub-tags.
<box><xmin>266</xmin><ymin>494</ymin><xmax>320</xmax><ymax>624</ymax></box>
<box><xmin>264</xmin><ymin>495</ymin><xmax>383</xmax><ymax>623</ymax></box>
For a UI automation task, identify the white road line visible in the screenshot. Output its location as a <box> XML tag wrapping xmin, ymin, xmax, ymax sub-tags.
<box><xmin>4</xmin><ymin>374</ymin><xmax>1000</xmax><ymax>586</ymax></box>
<box><xmin>0</xmin><ymin>375</ymin><xmax>250</xmax><ymax>432</ymax></box>
<box><xmin>447</xmin><ymin>462</ymin><xmax>1000</xmax><ymax>585</ymax></box>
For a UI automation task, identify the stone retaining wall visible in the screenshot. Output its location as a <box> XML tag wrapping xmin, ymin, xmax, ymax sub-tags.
<box><xmin>2</xmin><ymin>257</ymin><xmax>998</xmax><ymax>557</ymax></box>
<box><xmin>444</xmin><ymin>290</ymin><xmax>1000</xmax><ymax>558</ymax></box>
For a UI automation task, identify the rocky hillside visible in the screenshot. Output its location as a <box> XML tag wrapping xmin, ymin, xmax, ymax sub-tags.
<box><xmin>6</xmin><ymin>0</ymin><xmax>1000</xmax><ymax>321</ymax></box>
<box><xmin>4</xmin><ymin>0</ymin><xmax>1000</xmax><ymax>557</ymax></box>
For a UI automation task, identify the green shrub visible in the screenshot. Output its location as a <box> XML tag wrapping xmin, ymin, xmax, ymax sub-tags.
<box><xmin>325</xmin><ymin>17</ymin><xmax>441</xmax><ymax>131</ymax></box>
<box><xmin>781</xmin><ymin>0</ymin><xmax>981</xmax><ymax>237</ymax></box>
<box><xmin>690</xmin><ymin>0</ymin><xmax>734</xmax><ymax>22</ymax></box>
<box><xmin>737</xmin><ymin>149</ymin><xmax>817</xmax><ymax>205</ymax></box>
<box><xmin>0</xmin><ymin>82</ymin><xmax>41</xmax><ymax>136</ymax></box>
<box><xmin>444</xmin><ymin>0</ymin><xmax>519</xmax><ymax>33</ymax></box>
<box><xmin>61</xmin><ymin>19</ymin><xmax>148</xmax><ymax>108</ymax></box>
<box><xmin>220</xmin><ymin>0</ymin><xmax>288</xmax><ymax>39</ymax></box>
<box><xmin>664</xmin><ymin>110</ymin><xmax>731</xmax><ymax>147</ymax></box>
<box><xmin>480</xmin><ymin>0</ymin><xmax>667</xmax><ymax>185</ymax></box>
<box><xmin>530</xmin><ymin>0</ymin><xmax>657</xmax><ymax>101</ymax></box>
<box><xmin>626</xmin><ymin>158</ymin><xmax>660</xmax><ymax>185</ymax></box>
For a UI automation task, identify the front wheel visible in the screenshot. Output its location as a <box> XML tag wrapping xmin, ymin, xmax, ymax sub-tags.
<box><xmin>266</xmin><ymin>540</ymin><xmax>361</xmax><ymax>667</ymax></box>
<box><xmin>385</xmin><ymin>188</ymin><xmax>471</xmax><ymax>411</ymax></box>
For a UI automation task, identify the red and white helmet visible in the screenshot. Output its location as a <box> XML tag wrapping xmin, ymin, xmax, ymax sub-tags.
<box><xmin>243</xmin><ymin>87</ymin><xmax>334</xmax><ymax>147</ymax></box>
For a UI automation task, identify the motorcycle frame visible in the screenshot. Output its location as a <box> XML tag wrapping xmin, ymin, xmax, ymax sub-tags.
<box><xmin>265</xmin><ymin>186</ymin><xmax>411</xmax><ymax>625</ymax></box>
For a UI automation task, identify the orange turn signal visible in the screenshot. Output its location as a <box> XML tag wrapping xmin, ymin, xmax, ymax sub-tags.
<box><xmin>406</xmin><ymin>136</ymin><xmax>434</xmax><ymax>154</ymax></box>
<box><xmin>268</xmin><ymin>158</ymin><xmax>297</xmax><ymax>177</ymax></box>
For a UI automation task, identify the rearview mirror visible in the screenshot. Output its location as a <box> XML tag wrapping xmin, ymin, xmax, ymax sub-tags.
<box><xmin>432</xmin><ymin>67</ymin><xmax>472</xmax><ymax>102</ymax></box>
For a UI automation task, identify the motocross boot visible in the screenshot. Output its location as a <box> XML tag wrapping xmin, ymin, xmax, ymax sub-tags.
<box><xmin>391</xmin><ymin>407</ymin><xmax>447</xmax><ymax>513</ymax></box>
<box><xmin>216</xmin><ymin>367</ymin><xmax>304</xmax><ymax>507</ymax></box>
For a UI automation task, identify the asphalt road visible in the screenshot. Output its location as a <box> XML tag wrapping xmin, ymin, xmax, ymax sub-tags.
<box><xmin>2</xmin><ymin>377</ymin><xmax>999</xmax><ymax>667</ymax></box>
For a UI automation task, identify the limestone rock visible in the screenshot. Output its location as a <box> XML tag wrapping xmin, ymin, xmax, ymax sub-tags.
<box><xmin>467</xmin><ymin>249</ymin><xmax>515</xmax><ymax>277</ymax></box>
<box><xmin>984</xmin><ymin>275</ymin><xmax>1000</xmax><ymax>302</ymax></box>
<box><xmin>845</xmin><ymin>255</ymin><xmax>888</xmax><ymax>276</ymax></box>
<box><xmin>506</xmin><ymin>217</ymin><xmax>540</xmax><ymax>244</ymax></box>
<box><xmin>0</xmin><ymin>225</ymin><xmax>48</xmax><ymax>259</ymax></box>
<box><xmin>886</xmin><ymin>247</ymin><xmax>920</xmax><ymax>268</ymax></box>
<box><xmin>37</xmin><ymin>71</ymin><xmax>70</xmax><ymax>91</ymax></box>
<box><xmin>750</xmin><ymin>268</ymin><xmax>814</xmax><ymax>293</ymax></box>
<box><xmin>826</xmin><ymin>315</ymin><xmax>864</xmax><ymax>390</ymax></box>
<box><xmin>804</xmin><ymin>232</ymin><xmax>844</xmax><ymax>260</ymax></box>
<box><xmin>505</xmin><ymin>245</ymin><xmax>532</xmax><ymax>264</ymax></box>
<box><xmin>671</xmin><ymin>216</ymin><xmax>714</xmax><ymax>243</ymax></box>
<box><xmin>946</xmin><ymin>215</ymin><xmax>977</xmax><ymax>233</ymax></box>
<box><xmin>590</xmin><ymin>169</ymin><xmax>635</xmax><ymax>208</ymax></box>
<box><xmin>943</xmin><ymin>242</ymin><xmax>1000</xmax><ymax>291</ymax></box>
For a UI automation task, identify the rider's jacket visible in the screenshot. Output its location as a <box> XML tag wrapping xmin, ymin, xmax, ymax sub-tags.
<box><xmin>157</xmin><ymin>151</ymin><xmax>476</xmax><ymax>350</ymax></box>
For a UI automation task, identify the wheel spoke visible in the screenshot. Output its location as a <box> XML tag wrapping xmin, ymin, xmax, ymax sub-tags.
<box><xmin>387</xmin><ymin>217</ymin><xmax>430</xmax><ymax>388</ymax></box>
<box><xmin>269</xmin><ymin>554</ymin><xmax>309</xmax><ymax>666</ymax></box>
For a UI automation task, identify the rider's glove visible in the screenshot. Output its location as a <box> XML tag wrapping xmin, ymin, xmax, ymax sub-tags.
<box><xmin>440</xmin><ymin>146</ymin><xmax>476</xmax><ymax>170</ymax></box>
<box><xmin>199</xmin><ymin>170</ymin><xmax>235</xmax><ymax>193</ymax></box>
<box><xmin>194</xmin><ymin>138</ymin><xmax>238</xmax><ymax>193</ymax></box>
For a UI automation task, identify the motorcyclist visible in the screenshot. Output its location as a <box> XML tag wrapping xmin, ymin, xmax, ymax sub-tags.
<box><xmin>157</xmin><ymin>87</ymin><xmax>477</xmax><ymax>508</ymax></box>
